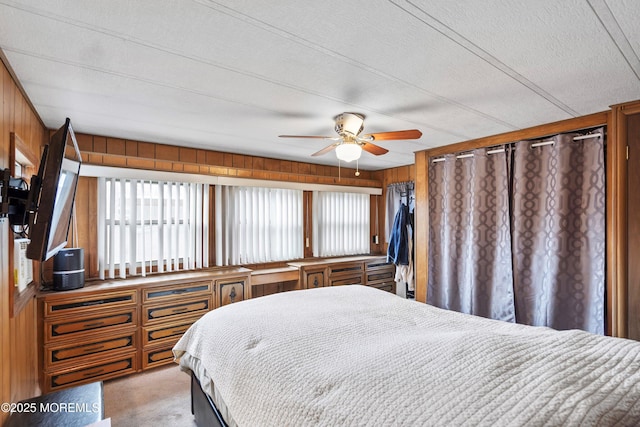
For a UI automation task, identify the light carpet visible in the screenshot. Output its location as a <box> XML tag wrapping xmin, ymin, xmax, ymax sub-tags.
<box><xmin>104</xmin><ymin>364</ymin><xmax>197</xmax><ymax>427</ymax></box>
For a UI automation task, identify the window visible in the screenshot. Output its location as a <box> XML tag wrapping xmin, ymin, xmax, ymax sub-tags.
<box><xmin>313</xmin><ymin>191</ymin><xmax>370</xmax><ymax>257</ymax></box>
<box><xmin>215</xmin><ymin>186</ymin><xmax>303</xmax><ymax>265</ymax></box>
<box><xmin>97</xmin><ymin>178</ymin><xmax>209</xmax><ymax>279</ymax></box>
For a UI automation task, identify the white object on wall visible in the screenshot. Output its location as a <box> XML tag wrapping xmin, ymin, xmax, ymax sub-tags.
<box><xmin>0</xmin><ymin>218</ymin><xmax>7</xmax><ymax>292</ymax></box>
<box><xmin>14</xmin><ymin>238</ymin><xmax>32</xmax><ymax>292</ymax></box>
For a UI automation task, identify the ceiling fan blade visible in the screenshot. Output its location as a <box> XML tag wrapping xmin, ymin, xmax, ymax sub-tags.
<box><xmin>361</xmin><ymin>142</ymin><xmax>389</xmax><ymax>156</ymax></box>
<box><xmin>278</xmin><ymin>135</ymin><xmax>333</xmax><ymax>139</ymax></box>
<box><xmin>363</xmin><ymin>129</ymin><xmax>422</xmax><ymax>141</ymax></box>
<box><xmin>311</xmin><ymin>143</ymin><xmax>339</xmax><ymax>157</ymax></box>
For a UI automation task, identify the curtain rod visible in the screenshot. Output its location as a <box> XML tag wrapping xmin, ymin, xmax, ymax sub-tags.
<box><xmin>573</xmin><ymin>133</ymin><xmax>602</xmax><ymax>141</ymax></box>
<box><xmin>531</xmin><ymin>132</ymin><xmax>602</xmax><ymax>148</ymax></box>
<box><xmin>431</xmin><ymin>131</ymin><xmax>604</xmax><ymax>162</ymax></box>
<box><xmin>531</xmin><ymin>140</ymin><xmax>555</xmax><ymax>148</ymax></box>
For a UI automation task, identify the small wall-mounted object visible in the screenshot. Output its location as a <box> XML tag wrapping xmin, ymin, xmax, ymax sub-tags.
<box><xmin>14</xmin><ymin>238</ymin><xmax>33</xmax><ymax>292</ymax></box>
<box><xmin>0</xmin><ymin>168</ymin><xmax>31</xmax><ymax>227</ymax></box>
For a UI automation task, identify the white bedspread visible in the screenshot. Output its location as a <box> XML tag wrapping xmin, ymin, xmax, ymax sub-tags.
<box><xmin>173</xmin><ymin>285</ymin><xmax>640</xmax><ymax>426</ymax></box>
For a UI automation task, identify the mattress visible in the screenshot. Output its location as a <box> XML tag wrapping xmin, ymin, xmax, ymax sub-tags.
<box><xmin>173</xmin><ymin>285</ymin><xmax>640</xmax><ymax>426</ymax></box>
<box><xmin>180</xmin><ymin>352</ymin><xmax>237</xmax><ymax>427</ymax></box>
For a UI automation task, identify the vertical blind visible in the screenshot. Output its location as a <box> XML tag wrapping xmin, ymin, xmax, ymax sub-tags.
<box><xmin>312</xmin><ymin>191</ymin><xmax>370</xmax><ymax>257</ymax></box>
<box><xmin>97</xmin><ymin>178</ymin><xmax>209</xmax><ymax>279</ymax></box>
<box><xmin>215</xmin><ymin>186</ymin><xmax>303</xmax><ymax>265</ymax></box>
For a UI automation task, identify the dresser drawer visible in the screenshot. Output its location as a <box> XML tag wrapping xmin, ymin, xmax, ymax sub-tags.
<box><xmin>216</xmin><ymin>278</ymin><xmax>246</xmax><ymax>307</ymax></box>
<box><xmin>142</xmin><ymin>280</ymin><xmax>213</xmax><ymax>304</ymax></box>
<box><xmin>368</xmin><ymin>281</ymin><xmax>396</xmax><ymax>294</ymax></box>
<box><xmin>44</xmin><ymin>307</ymin><xmax>138</xmax><ymax>343</ymax></box>
<box><xmin>366</xmin><ymin>269</ymin><xmax>395</xmax><ymax>285</ymax></box>
<box><xmin>45</xmin><ymin>330</ymin><xmax>137</xmax><ymax>370</ymax></box>
<box><xmin>328</xmin><ymin>261</ymin><xmax>364</xmax><ymax>277</ymax></box>
<box><xmin>142</xmin><ymin>296</ymin><xmax>211</xmax><ymax>326</ymax></box>
<box><xmin>365</xmin><ymin>258</ymin><xmax>395</xmax><ymax>293</ymax></box>
<box><xmin>43</xmin><ymin>289</ymin><xmax>137</xmax><ymax>317</ymax></box>
<box><xmin>142</xmin><ymin>315</ymin><xmax>201</xmax><ymax>347</ymax></box>
<box><xmin>46</xmin><ymin>353</ymin><xmax>138</xmax><ymax>392</ymax></box>
<box><xmin>142</xmin><ymin>345</ymin><xmax>178</xmax><ymax>370</ymax></box>
<box><xmin>365</xmin><ymin>258</ymin><xmax>392</xmax><ymax>271</ymax></box>
<box><xmin>329</xmin><ymin>274</ymin><xmax>364</xmax><ymax>287</ymax></box>
<box><xmin>304</xmin><ymin>270</ymin><xmax>326</xmax><ymax>289</ymax></box>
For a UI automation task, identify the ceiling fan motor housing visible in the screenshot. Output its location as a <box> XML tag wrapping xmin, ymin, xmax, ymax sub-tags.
<box><xmin>334</xmin><ymin>112</ymin><xmax>364</xmax><ymax>137</ymax></box>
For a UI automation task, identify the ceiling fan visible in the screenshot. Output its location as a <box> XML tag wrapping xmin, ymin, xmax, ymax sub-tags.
<box><xmin>279</xmin><ymin>113</ymin><xmax>422</xmax><ymax>162</ymax></box>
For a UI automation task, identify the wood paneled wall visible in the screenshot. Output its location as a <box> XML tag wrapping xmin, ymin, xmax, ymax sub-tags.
<box><xmin>382</xmin><ymin>164</ymin><xmax>415</xmax><ymax>188</ymax></box>
<box><xmin>1</xmin><ymin>52</ymin><xmax>45</xmax><ymax>423</ymax></box>
<box><xmin>625</xmin><ymin>111</ymin><xmax>640</xmax><ymax>339</ymax></box>
<box><xmin>74</xmin><ymin>133</ymin><xmax>381</xmax><ymax>188</ymax></box>
<box><xmin>610</xmin><ymin>100</ymin><xmax>640</xmax><ymax>339</ymax></box>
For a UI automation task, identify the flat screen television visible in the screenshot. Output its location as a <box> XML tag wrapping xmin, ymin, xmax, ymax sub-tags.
<box><xmin>26</xmin><ymin>118</ymin><xmax>82</xmax><ymax>261</ymax></box>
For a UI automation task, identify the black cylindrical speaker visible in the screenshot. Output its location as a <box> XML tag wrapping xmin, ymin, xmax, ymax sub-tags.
<box><xmin>53</xmin><ymin>248</ymin><xmax>85</xmax><ymax>291</ymax></box>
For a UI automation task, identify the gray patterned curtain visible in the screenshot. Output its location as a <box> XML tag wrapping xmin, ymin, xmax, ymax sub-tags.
<box><xmin>511</xmin><ymin>128</ymin><xmax>605</xmax><ymax>334</ymax></box>
<box><xmin>428</xmin><ymin>147</ymin><xmax>516</xmax><ymax>322</ymax></box>
<box><xmin>427</xmin><ymin>128</ymin><xmax>605</xmax><ymax>334</ymax></box>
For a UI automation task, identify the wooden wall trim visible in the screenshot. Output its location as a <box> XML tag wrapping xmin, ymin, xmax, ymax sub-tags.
<box><xmin>73</xmin><ymin>133</ymin><xmax>382</xmax><ymax>189</ymax></box>
<box><xmin>9</xmin><ymin>132</ymin><xmax>38</xmax><ymax>318</ymax></box>
<box><xmin>422</xmin><ymin>111</ymin><xmax>609</xmax><ymax>157</ymax></box>
<box><xmin>414</xmin><ymin>152</ymin><xmax>428</xmax><ymax>303</ymax></box>
<box><xmin>608</xmin><ymin>107</ymin><xmax>626</xmax><ymax>337</ymax></box>
<box><xmin>609</xmin><ymin>100</ymin><xmax>640</xmax><ymax>337</ymax></box>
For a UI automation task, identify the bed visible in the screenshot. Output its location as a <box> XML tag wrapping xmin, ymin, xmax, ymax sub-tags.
<box><xmin>173</xmin><ymin>285</ymin><xmax>640</xmax><ymax>426</ymax></box>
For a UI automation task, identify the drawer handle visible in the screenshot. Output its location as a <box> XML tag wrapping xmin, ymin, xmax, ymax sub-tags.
<box><xmin>82</xmin><ymin>368</ymin><xmax>105</xmax><ymax>378</ymax></box>
<box><xmin>83</xmin><ymin>321</ymin><xmax>105</xmax><ymax>328</ymax></box>
<box><xmin>172</xmin><ymin>307</ymin><xmax>188</xmax><ymax>313</ymax></box>
<box><xmin>82</xmin><ymin>345</ymin><xmax>105</xmax><ymax>353</ymax></box>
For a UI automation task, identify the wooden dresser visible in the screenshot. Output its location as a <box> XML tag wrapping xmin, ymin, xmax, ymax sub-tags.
<box><xmin>38</xmin><ymin>256</ymin><xmax>395</xmax><ymax>392</ymax></box>
<box><xmin>289</xmin><ymin>255</ymin><xmax>396</xmax><ymax>293</ymax></box>
<box><xmin>38</xmin><ymin>267</ymin><xmax>250</xmax><ymax>393</ymax></box>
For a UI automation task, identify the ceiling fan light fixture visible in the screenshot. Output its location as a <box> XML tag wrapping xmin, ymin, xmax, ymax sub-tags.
<box><xmin>335</xmin><ymin>112</ymin><xmax>365</xmax><ymax>136</ymax></box>
<box><xmin>335</xmin><ymin>143</ymin><xmax>362</xmax><ymax>162</ymax></box>
<box><xmin>279</xmin><ymin>111</ymin><xmax>421</xmax><ymax>160</ymax></box>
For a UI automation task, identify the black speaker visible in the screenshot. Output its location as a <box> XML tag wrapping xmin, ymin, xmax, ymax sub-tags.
<box><xmin>53</xmin><ymin>248</ymin><xmax>85</xmax><ymax>291</ymax></box>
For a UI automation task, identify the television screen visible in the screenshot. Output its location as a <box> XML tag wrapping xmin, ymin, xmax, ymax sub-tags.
<box><xmin>26</xmin><ymin>118</ymin><xmax>82</xmax><ymax>261</ymax></box>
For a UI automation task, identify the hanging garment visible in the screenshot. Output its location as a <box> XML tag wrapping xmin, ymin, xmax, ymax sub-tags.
<box><xmin>385</xmin><ymin>182</ymin><xmax>414</xmax><ymax>244</ymax></box>
<box><xmin>387</xmin><ymin>203</ymin><xmax>409</xmax><ymax>266</ymax></box>
<box><xmin>395</xmin><ymin>228</ymin><xmax>414</xmax><ymax>291</ymax></box>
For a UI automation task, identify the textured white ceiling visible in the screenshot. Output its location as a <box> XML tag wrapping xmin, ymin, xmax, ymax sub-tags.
<box><xmin>0</xmin><ymin>0</ymin><xmax>639</xmax><ymax>170</ymax></box>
